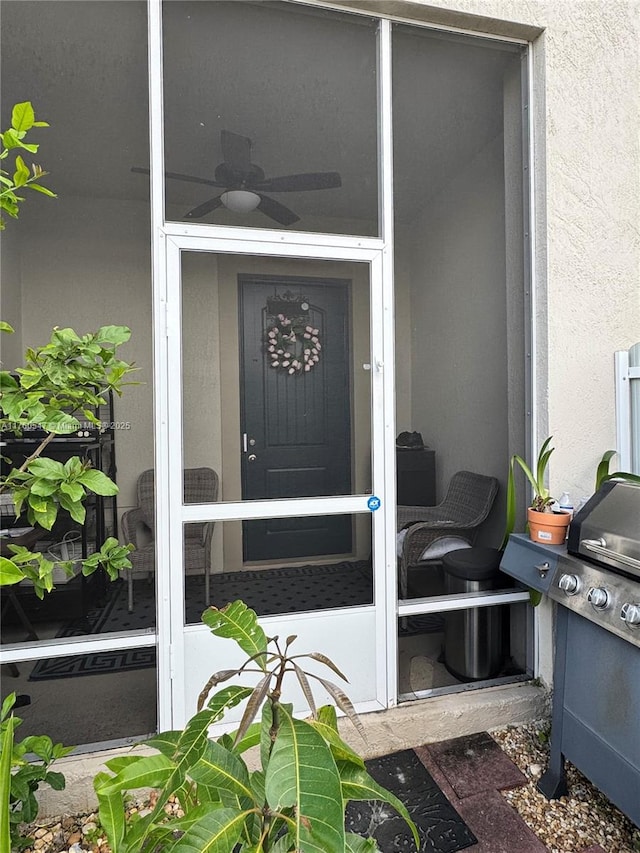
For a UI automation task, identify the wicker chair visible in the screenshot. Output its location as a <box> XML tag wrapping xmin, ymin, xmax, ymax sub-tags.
<box><xmin>397</xmin><ymin>470</ymin><xmax>499</xmax><ymax>599</ymax></box>
<box><xmin>121</xmin><ymin>467</ymin><xmax>219</xmax><ymax>611</ymax></box>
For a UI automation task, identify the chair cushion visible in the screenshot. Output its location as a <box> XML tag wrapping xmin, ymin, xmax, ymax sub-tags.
<box><xmin>420</xmin><ymin>536</ymin><xmax>472</xmax><ymax>561</ymax></box>
<box><xmin>396</xmin><ymin>530</ymin><xmax>472</xmax><ymax>561</ymax></box>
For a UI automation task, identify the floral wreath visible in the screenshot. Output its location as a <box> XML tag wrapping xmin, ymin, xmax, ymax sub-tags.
<box><xmin>265</xmin><ymin>313</ymin><xmax>322</xmax><ymax>374</ymax></box>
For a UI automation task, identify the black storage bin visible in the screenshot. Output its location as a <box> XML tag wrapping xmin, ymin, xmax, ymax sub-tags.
<box><xmin>443</xmin><ymin>547</ymin><xmax>504</xmax><ymax>681</ymax></box>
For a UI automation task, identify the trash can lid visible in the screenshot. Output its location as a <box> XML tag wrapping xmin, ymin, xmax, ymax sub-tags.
<box><xmin>442</xmin><ymin>546</ymin><xmax>503</xmax><ymax>581</ymax></box>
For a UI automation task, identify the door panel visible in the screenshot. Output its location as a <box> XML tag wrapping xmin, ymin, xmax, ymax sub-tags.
<box><xmin>240</xmin><ymin>275</ymin><xmax>353</xmax><ymax>560</ymax></box>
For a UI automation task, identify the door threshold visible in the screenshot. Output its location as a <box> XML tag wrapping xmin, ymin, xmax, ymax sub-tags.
<box><xmin>399</xmin><ymin>671</ymin><xmax>533</xmax><ymax>703</ymax></box>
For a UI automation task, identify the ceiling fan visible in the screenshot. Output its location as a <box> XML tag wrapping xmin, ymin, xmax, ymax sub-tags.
<box><xmin>132</xmin><ymin>130</ymin><xmax>342</xmax><ymax>226</ymax></box>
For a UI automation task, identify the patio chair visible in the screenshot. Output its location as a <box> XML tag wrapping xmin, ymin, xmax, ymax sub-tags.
<box><xmin>397</xmin><ymin>469</ymin><xmax>499</xmax><ymax>599</ymax></box>
<box><xmin>121</xmin><ymin>467</ymin><xmax>219</xmax><ymax>611</ymax></box>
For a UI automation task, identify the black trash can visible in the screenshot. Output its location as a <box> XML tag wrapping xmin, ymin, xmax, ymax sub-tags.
<box><xmin>443</xmin><ymin>547</ymin><xmax>504</xmax><ymax>681</ymax></box>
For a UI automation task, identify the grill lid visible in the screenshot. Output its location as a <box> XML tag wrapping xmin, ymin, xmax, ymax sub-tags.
<box><xmin>568</xmin><ymin>480</ymin><xmax>640</xmax><ymax>579</ymax></box>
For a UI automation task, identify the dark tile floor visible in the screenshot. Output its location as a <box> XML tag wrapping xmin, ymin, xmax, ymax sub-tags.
<box><xmin>415</xmin><ymin>733</ymin><xmax>606</xmax><ymax>853</ymax></box>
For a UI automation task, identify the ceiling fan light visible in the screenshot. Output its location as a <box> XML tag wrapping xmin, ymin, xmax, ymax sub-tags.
<box><xmin>221</xmin><ymin>189</ymin><xmax>260</xmax><ymax>214</ymax></box>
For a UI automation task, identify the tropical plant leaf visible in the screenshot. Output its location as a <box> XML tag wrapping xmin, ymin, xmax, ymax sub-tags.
<box><xmin>313</xmin><ymin>676</ymin><xmax>366</xmax><ymax>742</ymax></box>
<box><xmin>200</xmin><ymin>685</ymin><xmax>253</xmax><ymax>726</ymax></box>
<box><xmin>265</xmin><ymin>709</ymin><xmax>345</xmax><ymax>853</ymax></box>
<box><xmin>189</xmin><ymin>739</ymin><xmax>254</xmax><ymax>805</ymax></box>
<box><xmin>202</xmin><ymin>600</ymin><xmax>267</xmax><ymax>668</ymax></box>
<box><xmin>308</xmin><ymin>717</ymin><xmax>366</xmax><ymax>769</ymax></box>
<box><xmin>94</xmin><ymin>771</ymin><xmax>125</xmax><ymax>853</ymax></box>
<box><xmin>338</xmin><ymin>761</ymin><xmax>420</xmax><ymax>850</ymax></box>
<box><xmin>162</xmin><ymin>807</ymin><xmax>248</xmax><ymax>853</ymax></box>
<box><xmin>346</xmin><ymin>833</ymin><xmax>381</xmax><ymax>852</ymax></box>
<box><xmin>0</xmin><ymin>717</ymin><xmax>17</xmax><ymax>853</ymax></box>
<box><xmin>77</xmin><ymin>468</ymin><xmax>118</xmax><ymax>496</ymax></box>
<box><xmin>304</xmin><ymin>651</ymin><xmax>349</xmax><ymax>682</ymax></box>
<box><xmin>234</xmin><ymin>672</ymin><xmax>273</xmax><ymax>746</ymax></box>
<box><xmin>144</xmin><ymin>731</ymin><xmax>181</xmax><ymax>756</ymax></box>
<box><xmin>605</xmin><ymin>471</ymin><xmax>640</xmax><ymax>486</ymax></box>
<box><xmin>595</xmin><ymin>450</ymin><xmax>616</xmax><ymax>492</ymax></box>
<box><xmin>99</xmin><ymin>753</ymin><xmax>175</xmax><ymax>794</ymax></box>
<box><xmin>292</xmin><ymin>662</ymin><xmax>317</xmax><ymax>718</ymax></box>
<box><xmin>228</xmin><ymin>720</ymin><xmax>261</xmax><ymax>755</ymax></box>
<box><xmin>0</xmin><ymin>557</ymin><xmax>25</xmax><ymax>586</ymax></box>
<box><xmin>197</xmin><ymin>670</ymin><xmax>244</xmax><ymax>710</ymax></box>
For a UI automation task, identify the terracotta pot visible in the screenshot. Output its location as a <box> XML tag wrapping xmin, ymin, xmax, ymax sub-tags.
<box><xmin>527</xmin><ymin>507</ymin><xmax>571</xmax><ymax>545</ymax></box>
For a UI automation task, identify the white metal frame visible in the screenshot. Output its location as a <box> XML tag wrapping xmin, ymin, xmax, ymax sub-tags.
<box><xmin>163</xmin><ymin>235</ymin><xmax>388</xmax><ymax>726</ymax></box>
<box><xmin>0</xmin><ymin>0</ymin><xmax>537</xmax><ymax>730</ymax></box>
<box><xmin>615</xmin><ymin>345</ymin><xmax>640</xmax><ymax>474</ymax></box>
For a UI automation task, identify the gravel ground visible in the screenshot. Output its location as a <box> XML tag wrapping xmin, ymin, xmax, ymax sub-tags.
<box><xmin>492</xmin><ymin>721</ymin><xmax>640</xmax><ymax>853</ymax></box>
<box><xmin>18</xmin><ymin>721</ymin><xmax>640</xmax><ymax>853</ymax></box>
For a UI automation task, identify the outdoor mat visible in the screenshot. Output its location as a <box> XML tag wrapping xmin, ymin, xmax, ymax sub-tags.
<box><xmin>29</xmin><ymin>560</ymin><xmax>373</xmax><ymax>680</ymax></box>
<box><xmin>345</xmin><ymin>748</ymin><xmax>477</xmax><ymax>852</ymax></box>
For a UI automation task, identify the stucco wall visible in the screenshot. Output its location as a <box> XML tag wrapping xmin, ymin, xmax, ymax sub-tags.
<box><xmin>408</xmin><ymin>132</ymin><xmax>509</xmax><ymax>545</ymax></box>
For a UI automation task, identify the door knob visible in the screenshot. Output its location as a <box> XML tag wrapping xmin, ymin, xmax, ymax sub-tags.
<box><xmin>247</xmin><ymin>454</ymin><xmax>257</xmax><ymax>462</ymax></box>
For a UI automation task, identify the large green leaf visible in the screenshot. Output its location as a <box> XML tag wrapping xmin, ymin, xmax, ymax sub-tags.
<box><xmin>11</xmin><ymin>102</ymin><xmax>35</xmax><ymax>133</ymax></box>
<box><xmin>265</xmin><ymin>709</ymin><xmax>345</xmax><ymax>853</ymax></box>
<box><xmin>163</xmin><ymin>807</ymin><xmax>247</xmax><ymax>853</ymax></box>
<box><xmin>202</xmin><ymin>600</ymin><xmax>267</xmax><ymax>668</ymax></box>
<box><xmin>26</xmin><ymin>457</ymin><xmax>65</xmax><ymax>479</ymax></box>
<box><xmin>94</xmin><ymin>771</ymin><xmax>125</xmax><ymax>853</ymax></box>
<box><xmin>200</xmin><ymin>684</ymin><xmax>253</xmax><ymax>722</ymax></box>
<box><xmin>145</xmin><ymin>731</ymin><xmax>182</xmax><ymax>756</ymax></box>
<box><xmin>77</xmin><ymin>468</ymin><xmax>119</xmax><ymax>496</ymax></box>
<box><xmin>0</xmin><ymin>557</ymin><xmax>25</xmax><ymax>586</ymax></box>
<box><xmin>338</xmin><ymin>762</ymin><xmax>420</xmax><ymax>851</ymax></box>
<box><xmin>308</xmin><ymin>718</ymin><xmax>366</xmax><ymax>769</ymax></box>
<box><xmin>94</xmin><ymin>325</ymin><xmax>132</xmax><ymax>346</ymax></box>
<box><xmin>190</xmin><ymin>739</ymin><xmax>254</xmax><ymax>805</ymax></box>
<box><xmin>0</xmin><ymin>718</ymin><xmax>16</xmax><ymax>853</ymax></box>
<box><xmin>99</xmin><ymin>753</ymin><xmax>175</xmax><ymax>794</ymax></box>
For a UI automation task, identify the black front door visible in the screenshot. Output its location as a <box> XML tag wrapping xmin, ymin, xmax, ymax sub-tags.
<box><xmin>239</xmin><ymin>275</ymin><xmax>352</xmax><ymax>561</ymax></box>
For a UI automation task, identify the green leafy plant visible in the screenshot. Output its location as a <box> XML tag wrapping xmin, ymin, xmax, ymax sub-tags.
<box><xmin>94</xmin><ymin>600</ymin><xmax>420</xmax><ymax>853</ymax></box>
<box><xmin>594</xmin><ymin>450</ymin><xmax>640</xmax><ymax>493</ymax></box>
<box><xmin>0</xmin><ymin>694</ymin><xmax>73</xmax><ymax>853</ymax></box>
<box><xmin>0</xmin><ymin>102</ymin><xmax>55</xmax><ymax>229</ymax></box>
<box><xmin>501</xmin><ymin>435</ymin><xmax>556</xmax><ymax>551</ymax></box>
<box><xmin>0</xmin><ymin>324</ymin><xmax>136</xmax><ymax>594</ymax></box>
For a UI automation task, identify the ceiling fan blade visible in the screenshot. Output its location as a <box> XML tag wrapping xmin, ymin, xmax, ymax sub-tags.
<box><xmin>257</xmin><ymin>194</ymin><xmax>300</xmax><ymax>226</ymax></box>
<box><xmin>253</xmin><ymin>171</ymin><xmax>342</xmax><ymax>193</ymax></box>
<box><xmin>131</xmin><ymin>166</ymin><xmax>225</xmax><ymax>188</ymax></box>
<box><xmin>221</xmin><ymin>130</ymin><xmax>252</xmax><ymax>172</ymax></box>
<box><xmin>184</xmin><ymin>195</ymin><xmax>224</xmax><ymax>219</ymax></box>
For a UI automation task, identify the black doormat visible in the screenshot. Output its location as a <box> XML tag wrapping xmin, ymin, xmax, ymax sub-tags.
<box><xmin>29</xmin><ymin>561</ymin><xmax>373</xmax><ymax>681</ymax></box>
<box><xmin>345</xmin><ymin>749</ymin><xmax>477</xmax><ymax>852</ymax></box>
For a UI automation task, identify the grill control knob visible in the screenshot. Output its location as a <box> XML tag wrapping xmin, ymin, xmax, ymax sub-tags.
<box><xmin>558</xmin><ymin>573</ymin><xmax>580</xmax><ymax>595</ymax></box>
<box><xmin>621</xmin><ymin>603</ymin><xmax>640</xmax><ymax>627</ymax></box>
<box><xmin>587</xmin><ymin>587</ymin><xmax>610</xmax><ymax>610</ymax></box>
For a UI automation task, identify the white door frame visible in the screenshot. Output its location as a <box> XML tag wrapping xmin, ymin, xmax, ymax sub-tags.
<box><xmin>147</xmin><ymin>0</ymin><xmax>399</xmax><ymax>730</ymax></box>
<box><xmin>161</xmin><ymin>234</ymin><xmax>393</xmax><ymax>728</ymax></box>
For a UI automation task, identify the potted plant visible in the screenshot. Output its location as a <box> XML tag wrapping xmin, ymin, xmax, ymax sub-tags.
<box><xmin>94</xmin><ymin>600</ymin><xmax>420</xmax><ymax>853</ymax></box>
<box><xmin>502</xmin><ymin>436</ymin><xmax>570</xmax><ymax>546</ymax></box>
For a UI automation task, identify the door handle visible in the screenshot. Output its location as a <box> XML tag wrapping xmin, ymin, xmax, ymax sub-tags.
<box><xmin>247</xmin><ymin>454</ymin><xmax>257</xmax><ymax>462</ymax></box>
